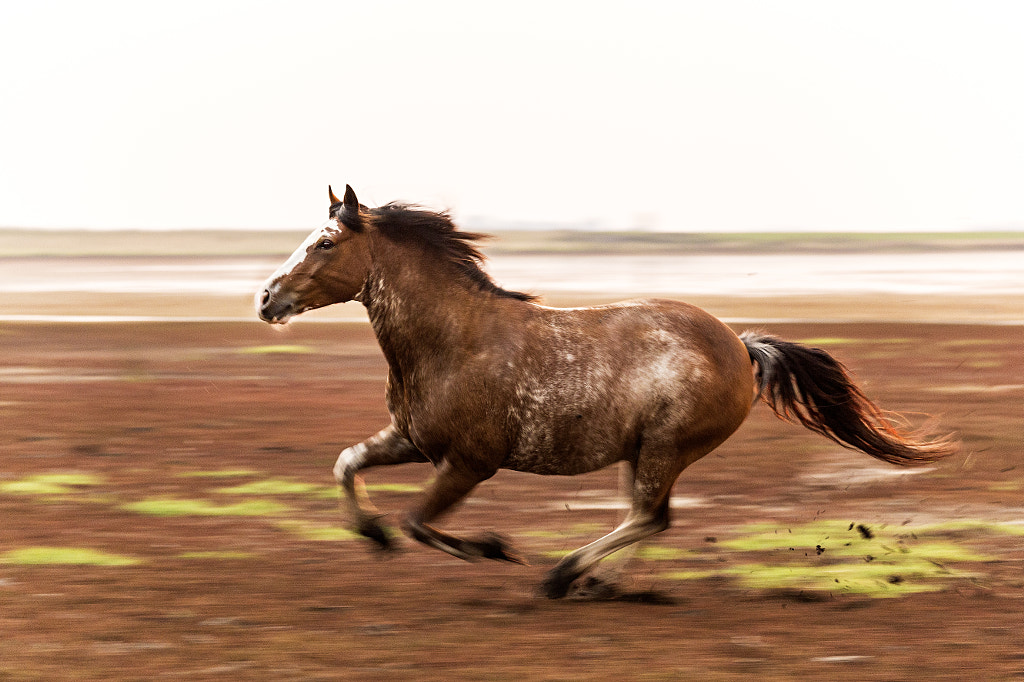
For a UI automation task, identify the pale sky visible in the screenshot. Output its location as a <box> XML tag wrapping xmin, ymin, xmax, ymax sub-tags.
<box><xmin>2</xmin><ymin>1</ymin><xmax>1023</xmax><ymax>231</ymax></box>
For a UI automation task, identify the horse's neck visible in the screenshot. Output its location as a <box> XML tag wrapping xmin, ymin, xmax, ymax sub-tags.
<box><xmin>361</xmin><ymin>257</ymin><xmax>491</xmax><ymax>377</ymax></box>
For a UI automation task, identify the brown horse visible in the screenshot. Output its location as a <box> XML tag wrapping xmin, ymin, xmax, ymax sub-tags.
<box><xmin>257</xmin><ymin>185</ymin><xmax>957</xmax><ymax>599</ymax></box>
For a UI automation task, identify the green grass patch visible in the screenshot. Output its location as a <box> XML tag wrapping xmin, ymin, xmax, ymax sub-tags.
<box><xmin>517</xmin><ymin>529</ymin><xmax>570</xmax><ymax>539</ymax></box>
<box><xmin>542</xmin><ymin>549</ymin><xmax>574</xmax><ymax>559</ymax></box>
<box><xmin>720</xmin><ymin>520</ymin><xmax>992</xmax><ymax>561</ymax></box>
<box><xmin>236</xmin><ymin>345</ymin><xmax>313</xmax><ymax>355</ymax></box>
<box><xmin>722</xmin><ymin>520</ymin><xmax>853</xmax><ymax>550</ymax></box>
<box><xmin>176</xmin><ymin>469</ymin><xmax>259</xmax><ymax>479</ymax></box>
<box><xmin>275</xmin><ymin>520</ymin><xmax>363</xmax><ymax>542</ymax></box>
<box><xmin>636</xmin><ymin>546</ymin><xmax>689</xmax><ymax>561</ymax></box>
<box><xmin>1</xmin><ymin>547</ymin><xmax>141</xmax><ymax>566</ymax></box>
<box><xmin>714</xmin><ymin>560</ymin><xmax>959</xmax><ymax>597</ymax></box>
<box><xmin>797</xmin><ymin>338</ymin><xmax>857</xmax><ymax>347</ymax></box>
<box><xmin>176</xmin><ymin>551</ymin><xmax>256</xmax><ymax>560</ymax></box>
<box><xmin>364</xmin><ymin>482</ymin><xmax>423</xmax><ymax>494</ymax></box>
<box><xmin>941</xmin><ymin>339</ymin><xmax>1002</xmax><ymax>347</ymax></box>
<box><xmin>659</xmin><ymin>519</ymin><xmax>1000</xmax><ymax>598</ymax></box>
<box><xmin>0</xmin><ymin>473</ymin><xmax>104</xmax><ymax>496</ymax></box>
<box><xmin>213</xmin><ymin>479</ymin><xmax>422</xmax><ymax>498</ymax></box>
<box><xmin>215</xmin><ymin>478</ymin><xmax>335</xmax><ymax>499</ymax></box>
<box><xmin>122</xmin><ymin>497</ymin><xmax>291</xmax><ymax>517</ymax></box>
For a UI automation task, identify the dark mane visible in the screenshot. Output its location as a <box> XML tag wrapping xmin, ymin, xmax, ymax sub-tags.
<box><xmin>369</xmin><ymin>203</ymin><xmax>537</xmax><ymax>302</ymax></box>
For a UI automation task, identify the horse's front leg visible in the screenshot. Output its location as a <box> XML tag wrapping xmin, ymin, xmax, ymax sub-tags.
<box><xmin>333</xmin><ymin>424</ymin><xmax>427</xmax><ymax>550</ymax></box>
<box><xmin>402</xmin><ymin>460</ymin><xmax>526</xmax><ymax>564</ymax></box>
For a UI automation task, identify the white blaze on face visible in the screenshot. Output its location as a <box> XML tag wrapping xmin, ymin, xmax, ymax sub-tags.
<box><xmin>267</xmin><ymin>217</ymin><xmax>342</xmax><ymax>284</ymax></box>
<box><xmin>256</xmin><ymin>217</ymin><xmax>344</xmax><ymax>320</ymax></box>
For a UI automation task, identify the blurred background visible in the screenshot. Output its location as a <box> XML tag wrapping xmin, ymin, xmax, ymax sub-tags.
<box><xmin>3</xmin><ymin>3</ymin><xmax>1024</xmax><ymax>678</ymax></box>
<box><xmin>1</xmin><ymin>0</ymin><xmax>1022</xmax><ymax>322</ymax></box>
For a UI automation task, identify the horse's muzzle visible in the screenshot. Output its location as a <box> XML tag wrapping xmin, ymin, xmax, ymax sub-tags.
<box><xmin>257</xmin><ymin>287</ymin><xmax>293</xmax><ymax>324</ymax></box>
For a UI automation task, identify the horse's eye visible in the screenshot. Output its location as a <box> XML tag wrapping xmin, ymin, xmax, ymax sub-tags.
<box><xmin>316</xmin><ymin>238</ymin><xmax>335</xmax><ymax>250</ymax></box>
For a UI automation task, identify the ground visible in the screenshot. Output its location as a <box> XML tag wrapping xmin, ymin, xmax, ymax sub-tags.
<box><xmin>1</xmin><ymin>314</ymin><xmax>1023</xmax><ymax>680</ymax></box>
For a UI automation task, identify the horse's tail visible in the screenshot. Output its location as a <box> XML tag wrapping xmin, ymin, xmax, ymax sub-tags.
<box><xmin>739</xmin><ymin>331</ymin><xmax>958</xmax><ymax>466</ymax></box>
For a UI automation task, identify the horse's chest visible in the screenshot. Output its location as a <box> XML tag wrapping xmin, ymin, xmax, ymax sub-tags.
<box><xmin>384</xmin><ymin>370</ymin><xmax>505</xmax><ymax>463</ymax></box>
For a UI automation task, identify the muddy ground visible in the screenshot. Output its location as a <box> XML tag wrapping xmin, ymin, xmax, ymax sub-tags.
<box><xmin>1</xmin><ymin>316</ymin><xmax>1022</xmax><ymax>680</ymax></box>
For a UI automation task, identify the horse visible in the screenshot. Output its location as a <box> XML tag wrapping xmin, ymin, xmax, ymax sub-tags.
<box><xmin>257</xmin><ymin>185</ymin><xmax>958</xmax><ymax>599</ymax></box>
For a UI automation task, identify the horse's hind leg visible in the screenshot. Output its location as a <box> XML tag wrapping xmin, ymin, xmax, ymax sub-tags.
<box><xmin>580</xmin><ymin>462</ymin><xmax>645</xmax><ymax>592</ymax></box>
<box><xmin>402</xmin><ymin>460</ymin><xmax>525</xmax><ymax>564</ymax></box>
<box><xmin>333</xmin><ymin>424</ymin><xmax>427</xmax><ymax>550</ymax></box>
<box><xmin>541</xmin><ymin>447</ymin><xmax>687</xmax><ymax>599</ymax></box>
<box><xmin>541</xmin><ymin>499</ymin><xmax>670</xmax><ymax>599</ymax></box>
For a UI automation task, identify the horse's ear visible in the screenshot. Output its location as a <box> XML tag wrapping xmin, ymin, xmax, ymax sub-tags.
<box><xmin>343</xmin><ymin>185</ymin><xmax>359</xmax><ymax>212</ymax></box>
<box><xmin>328</xmin><ymin>185</ymin><xmax>341</xmax><ymax>205</ymax></box>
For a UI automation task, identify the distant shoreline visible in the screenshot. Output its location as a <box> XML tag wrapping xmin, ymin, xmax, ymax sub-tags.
<box><xmin>1</xmin><ymin>252</ymin><xmax>1021</xmax><ymax>324</ymax></box>
<box><xmin>2</xmin><ymin>227</ymin><xmax>1023</xmax><ymax>258</ymax></box>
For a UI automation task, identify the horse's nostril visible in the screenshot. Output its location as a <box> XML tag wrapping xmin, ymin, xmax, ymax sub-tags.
<box><xmin>261</xmin><ymin>289</ymin><xmax>271</xmax><ymax>307</ymax></box>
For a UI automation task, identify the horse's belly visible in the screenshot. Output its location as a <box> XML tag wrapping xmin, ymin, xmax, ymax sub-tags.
<box><xmin>501</xmin><ymin>447</ymin><xmax>620</xmax><ymax>476</ymax></box>
<box><xmin>501</xmin><ymin>419</ymin><xmax>625</xmax><ymax>475</ymax></box>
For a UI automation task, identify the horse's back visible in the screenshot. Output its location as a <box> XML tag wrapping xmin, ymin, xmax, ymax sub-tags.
<box><xmin>531</xmin><ymin>298</ymin><xmax>750</xmax><ymax>382</ymax></box>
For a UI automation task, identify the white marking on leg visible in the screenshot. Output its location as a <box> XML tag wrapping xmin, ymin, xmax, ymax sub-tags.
<box><xmin>333</xmin><ymin>442</ymin><xmax>368</xmax><ymax>484</ymax></box>
<box><xmin>564</xmin><ymin>511</ymin><xmax>668</xmax><ymax>573</ymax></box>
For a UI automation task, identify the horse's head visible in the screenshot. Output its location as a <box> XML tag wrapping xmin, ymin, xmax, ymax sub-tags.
<box><xmin>257</xmin><ymin>185</ymin><xmax>372</xmax><ymax>324</ymax></box>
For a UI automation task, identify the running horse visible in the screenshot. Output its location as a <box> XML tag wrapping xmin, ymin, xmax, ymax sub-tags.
<box><xmin>257</xmin><ymin>186</ymin><xmax>957</xmax><ymax>598</ymax></box>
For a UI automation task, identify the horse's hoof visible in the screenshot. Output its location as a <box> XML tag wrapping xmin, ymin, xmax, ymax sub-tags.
<box><xmin>540</xmin><ymin>560</ymin><xmax>579</xmax><ymax>599</ymax></box>
<box><xmin>539</xmin><ymin>574</ymin><xmax>572</xmax><ymax>600</ymax></box>
<box><xmin>476</xmin><ymin>533</ymin><xmax>528</xmax><ymax>565</ymax></box>
<box><xmin>571</xmin><ymin>575</ymin><xmax>621</xmax><ymax>600</ymax></box>
<box><xmin>357</xmin><ymin>519</ymin><xmax>394</xmax><ymax>551</ymax></box>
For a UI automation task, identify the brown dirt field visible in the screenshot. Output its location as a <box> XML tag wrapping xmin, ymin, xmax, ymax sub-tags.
<box><xmin>1</xmin><ymin>317</ymin><xmax>1023</xmax><ymax>680</ymax></box>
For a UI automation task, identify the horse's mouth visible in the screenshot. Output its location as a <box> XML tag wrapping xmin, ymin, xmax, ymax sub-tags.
<box><xmin>259</xmin><ymin>305</ymin><xmax>297</xmax><ymax>325</ymax></box>
<box><xmin>262</xmin><ymin>312</ymin><xmax>293</xmax><ymax>325</ymax></box>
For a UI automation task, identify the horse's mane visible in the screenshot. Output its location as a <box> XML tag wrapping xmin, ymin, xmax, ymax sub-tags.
<box><xmin>364</xmin><ymin>202</ymin><xmax>537</xmax><ymax>302</ymax></box>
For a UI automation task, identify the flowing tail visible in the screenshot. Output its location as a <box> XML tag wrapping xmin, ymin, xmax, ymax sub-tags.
<box><xmin>739</xmin><ymin>332</ymin><xmax>958</xmax><ymax>466</ymax></box>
